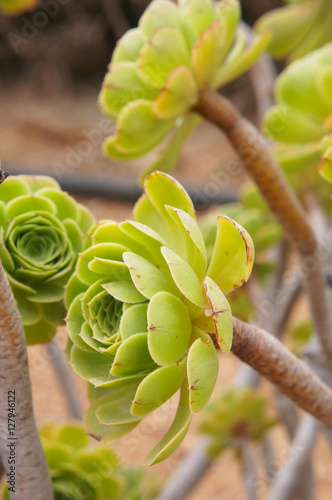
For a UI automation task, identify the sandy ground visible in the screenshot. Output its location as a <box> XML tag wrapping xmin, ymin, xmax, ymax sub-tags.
<box><xmin>2</xmin><ymin>85</ymin><xmax>332</xmax><ymax>499</ymax></box>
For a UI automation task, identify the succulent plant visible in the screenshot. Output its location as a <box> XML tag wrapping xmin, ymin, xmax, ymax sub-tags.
<box><xmin>199</xmin><ymin>184</ymin><xmax>282</xmax><ymax>322</ymax></box>
<box><xmin>99</xmin><ymin>0</ymin><xmax>271</xmax><ymax>182</ymax></box>
<box><xmin>255</xmin><ymin>0</ymin><xmax>332</xmax><ymax>62</ymax></box>
<box><xmin>2</xmin><ymin>422</ymin><xmax>155</xmax><ymax>500</ymax></box>
<box><xmin>200</xmin><ymin>183</ymin><xmax>282</xmax><ymax>278</ymax></box>
<box><xmin>201</xmin><ymin>387</ymin><xmax>277</xmax><ymax>457</ymax></box>
<box><xmin>262</xmin><ymin>43</ymin><xmax>332</xmax><ymax>184</ymax></box>
<box><xmin>65</xmin><ymin>171</ymin><xmax>254</xmax><ymax>465</ymax></box>
<box><xmin>0</xmin><ymin>0</ymin><xmax>38</xmax><ymax>16</ymax></box>
<box><xmin>0</xmin><ymin>175</ymin><xmax>95</xmax><ymax>344</ymax></box>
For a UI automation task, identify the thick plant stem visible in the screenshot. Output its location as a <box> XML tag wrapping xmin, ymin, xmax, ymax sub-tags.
<box><xmin>232</xmin><ymin>318</ymin><xmax>332</xmax><ymax>428</ymax></box>
<box><xmin>195</xmin><ymin>90</ymin><xmax>332</xmax><ymax>361</ymax></box>
<box><xmin>0</xmin><ymin>264</ymin><xmax>53</xmax><ymax>500</ymax></box>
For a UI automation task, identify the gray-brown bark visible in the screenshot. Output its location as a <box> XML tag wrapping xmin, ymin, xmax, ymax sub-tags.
<box><xmin>232</xmin><ymin>318</ymin><xmax>332</xmax><ymax>429</ymax></box>
<box><xmin>0</xmin><ymin>264</ymin><xmax>53</xmax><ymax>500</ymax></box>
<box><xmin>195</xmin><ymin>90</ymin><xmax>332</xmax><ymax>362</ymax></box>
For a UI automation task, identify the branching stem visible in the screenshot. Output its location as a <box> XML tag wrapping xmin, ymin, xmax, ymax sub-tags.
<box><xmin>0</xmin><ymin>264</ymin><xmax>53</xmax><ymax>500</ymax></box>
<box><xmin>195</xmin><ymin>90</ymin><xmax>332</xmax><ymax>361</ymax></box>
<box><xmin>231</xmin><ymin>318</ymin><xmax>332</xmax><ymax>429</ymax></box>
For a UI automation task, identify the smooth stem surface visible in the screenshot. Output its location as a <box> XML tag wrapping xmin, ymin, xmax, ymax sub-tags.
<box><xmin>195</xmin><ymin>90</ymin><xmax>332</xmax><ymax>361</ymax></box>
<box><xmin>232</xmin><ymin>318</ymin><xmax>332</xmax><ymax>428</ymax></box>
<box><xmin>0</xmin><ymin>264</ymin><xmax>53</xmax><ymax>500</ymax></box>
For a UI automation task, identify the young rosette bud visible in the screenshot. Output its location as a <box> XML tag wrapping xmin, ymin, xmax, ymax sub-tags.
<box><xmin>201</xmin><ymin>387</ymin><xmax>277</xmax><ymax>457</ymax></box>
<box><xmin>262</xmin><ymin>43</ymin><xmax>332</xmax><ymax>184</ymax></box>
<box><xmin>0</xmin><ymin>175</ymin><xmax>95</xmax><ymax>344</ymax></box>
<box><xmin>99</xmin><ymin>0</ymin><xmax>271</xmax><ymax>181</ymax></box>
<box><xmin>35</xmin><ymin>423</ymin><xmax>123</xmax><ymax>500</ymax></box>
<box><xmin>255</xmin><ymin>0</ymin><xmax>332</xmax><ymax>62</ymax></box>
<box><xmin>65</xmin><ymin>171</ymin><xmax>254</xmax><ymax>465</ymax></box>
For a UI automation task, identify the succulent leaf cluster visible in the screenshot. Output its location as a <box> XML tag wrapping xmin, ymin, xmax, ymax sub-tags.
<box><xmin>0</xmin><ymin>0</ymin><xmax>38</xmax><ymax>16</ymax></box>
<box><xmin>201</xmin><ymin>387</ymin><xmax>277</xmax><ymax>457</ymax></box>
<box><xmin>199</xmin><ymin>184</ymin><xmax>282</xmax><ymax>321</ymax></box>
<box><xmin>99</xmin><ymin>0</ymin><xmax>271</xmax><ymax>181</ymax></box>
<box><xmin>0</xmin><ymin>175</ymin><xmax>95</xmax><ymax>344</ymax></box>
<box><xmin>255</xmin><ymin>0</ymin><xmax>332</xmax><ymax>62</ymax></box>
<box><xmin>65</xmin><ymin>171</ymin><xmax>254</xmax><ymax>465</ymax></box>
<box><xmin>263</xmin><ymin>44</ymin><xmax>332</xmax><ymax>184</ymax></box>
<box><xmin>3</xmin><ymin>422</ymin><xmax>155</xmax><ymax>500</ymax></box>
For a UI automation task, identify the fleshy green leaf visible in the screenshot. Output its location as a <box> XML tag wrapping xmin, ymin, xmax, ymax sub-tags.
<box><xmin>112</xmin><ymin>27</ymin><xmax>145</xmax><ymax>63</ymax></box>
<box><xmin>103</xmin><ymin>135</ymin><xmax>147</xmax><ymax>161</ymax></box>
<box><xmin>207</xmin><ymin>216</ymin><xmax>254</xmax><ymax>295</ymax></box>
<box><xmin>161</xmin><ymin>246</ymin><xmax>203</xmax><ymax>308</ymax></box>
<box><xmin>123</xmin><ymin>251</ymin><xmax>178</xmax><ymax>299</ymax></box>
<box><xmin>96</xmin><ymin>384</ymin><xmax>142</xmax><ymax>425</ymax></box>
<box><xmin>111</xmin><ymin>332</ymin><xmax>155</xmax><ymax>376</ymax></box>
<box><xmin>120</xmin><ymin>303</ymin><xmax>148</xmax><ymax>340</ymax></box>
<box><xmin>144</xmin><ymin>171</ymin><xmax>196</xmax><ymax>220</ymax></box>
<box><xmin>70</xmin><ymin>344</ymin><xmax>113</xmax><ymax>382</ymax></box>
<box><xmin>0</xmin><ymin>176</ymin><xmax>30</xmax><ymax>203</ymax></box>
<box><xmin>115</xmin><ymin>100</ymin><xmax>174</xmax><ymax>155</ymax></box>
<box><xmin>219</xmin><ymin>0</ymin><xmax>241</xmax><ymax>55</ymax></box>
<box><xmin>37</xmin><ymin>188</ymin><xmax>79</xmax><ymax>221</ymax></box>
<box><xmin>131</xmin><ymin>358</ymin><xmax>186</xmax><ymax>416</ymax></box>
<box><xmin>319</xmin><ymin>66</ymin><xmax>332</xmax><ymax>105</ymax></box>
<box><xmin>187</xmin><ymin>327</ymin><xmax>219</xmax><ymax>412</ymax></box>
<box><xmin>203</xmin><ymin>276</ymin><xmax>233</xmax><ymax>353</ymax></box>
<box><xmin>99</xmin><ymin>62</ymin><xmax>159</xmax><ymax>119</ymax></box>
<box><xmin>76</xmin><ymin>243</ymin><xmax>128</xmax><ymax>285</ymax></box>
<box><xmin>103</xmin><ymin>280</ymin><xmax>146</xmax><ymax>304</ymax></box>
<box><xmin>276</xmin><ymin>57</ymin><xmax>332</xmax><ymax>121</ymax></box>
<box><xmin>153</xmin><ymin>66</ymin><xmax>198</xmax><ymax>119</ymax></box>
<box><xmin>213</xmin><ymin>30</ymin><xmax>273</xmax><ymax>88</ymax></box>
<box><xmin>4</xmin><ymin>194</ymin><xmax>57</xmax><ymax>220</ymax></box>
<box><xmin>191</xmin><ymin>20</ymin><xmax>224</xmax><ymax>89</ymax></box>
<box><xmin>263</xmin><ymin>105</ymin><xmax>328</xmax><ymax>143</ymax></box>
<box><xmin>138</xmin><ymin>26</ymin><xmax>190</xmax><ymax>88</ymax></box>
<box><xmin>139</xmin><ymin>0</ymin><xmax>188</xmax><ymax>41</ymax></box>
<box><xmin>84</xmin><ymin>393</ymin><xmax>140</xmax><ymax>441</ymax></box>
<box><xmin>143</xmin><ymin>382</ymin><xmax>192</xmax><ymax>465</ymax></box>
<box><xmin>148</xmin><ymin>291</ymin><xmax>192</xmax><ymax>365</ymax></box>
<box><xmin>254</xmin><ymin>2</ymin><xmax>319</xmax><ymax>59</ymax></box>
<box><xmin>180</xmin><ymin>0</ymin><xmax>217</xmax><ymax>38</ymax></box>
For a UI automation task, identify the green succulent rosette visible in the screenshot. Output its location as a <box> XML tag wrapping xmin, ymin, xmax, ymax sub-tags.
<box><xmin>255</xmin><ymin>0</ymin><xmax>332</xmax><ymax>62</ymax></box>
<box><xmin>65</xmin><ymin>171</ymin><xmax>254</xmax><ymax>465</ymax></box>
<box><xmin>99</xmin><ymin>0</ymin><xmax>271</xmax><ymax>182</ymax></box>
<box><xmin>262</xmin><ymin>43</ymin><xmax>332</xmax><ymax>184</ymax></box>
<box><xmin>0</xmin><ymin>0</ymin><xmax>38</xmax><ymax>16</ymax></box>
<box><xmin>2</xmin><ymin>422</ymin><xmax>158</xmax><ymax>500</ymax></box>
<box><xmin>201</xmin><ymin>387</ymin><xmax>277</xmax><ymax>457</ymax></box>
<box><xmin>0</xmin><ymin>175</ymin><xmax>95</xmax><ymax>344</ymax></box>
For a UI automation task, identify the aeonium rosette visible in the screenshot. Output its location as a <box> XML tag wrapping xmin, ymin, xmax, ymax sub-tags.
<box><xmin>0</xmin><ymin>175</ymin><xmax>95</xmax><ymax>344</ymax></box>
<box><xmin>262</xmin><ymin>43</ymin><xmax>332</xmax><ymax>184</ymax></box>
<box><xmin>201</xmin><ymin>387</ymin><xmax>277</xmax><ymax>457</ymax></box>
<box><xmin>65</xmin><ymin>171</ymin><xmax>254</xmax><ymax>465</ymax></box>
<box><xmin>99</xmin><ymin>0</ymin><xmax>271</xmax><ymax>181</ymax></box>
<box><xmin>255</xmin><ymin>0</ymin><xmax>332</xmax><ymax>62</ymax></box>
